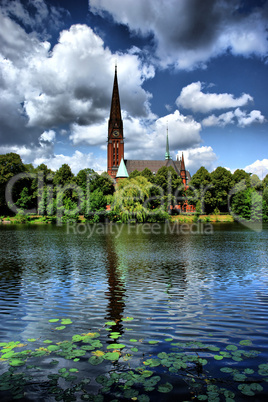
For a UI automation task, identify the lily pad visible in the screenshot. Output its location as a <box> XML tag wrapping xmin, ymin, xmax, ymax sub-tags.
<box><xmin>27</xmin><ymin>338</ymin><xmax>36</xmax><ymax>342</ymax></box>
<box><xmin>239</xmin><ymin>340</ymin><xmax>252</xmax><ymax>346</ymax></box>
<box><xmin>226</xmin><ymin>345</ymin><xmax>238</xmax><ymax>351</ymax></box>
<box><xmin>214</xmin><ymin>355</ymin><xmax>223</xmax><ymax>360</ymax></box>
<box><xmin>9</xmin><ymin>359</ymin><xmax>25</xmax><ymax>367</ymax></box>
<box><xmin>61</xmin><ymin>319</ymin><xmax>72</xmax><ymax>325</ymax></box>
<box><xmin>158</xmin><ymin>382</ymin><xmax>173</xmax><ymax>393</ymax></box>
<box><xmin>88</xmin><ymin>355</ymin><xmax>104</xmax><ymax>365</ymax></box>
<box><xmin>103</xmin><ymin>351</ymin><xmax>120</xmax><ymax>361</ymax></box>
<box><xmin>55</xmin><ymin>326</ymin><xmax>66</xmax><ymax>331</ymax></box>
<box><xmin>107</xmin><ymin>343</ymin><xmax>125</xmax><ymax>350</ymax></box>
<box><xmin>122</xmin><ymin>317</ymin><xmax>134</xmax><ymax>321</ymax></box>
<box><xmin>49</xmin><ymin>319</ymin><xmax>59</xmax><ymax>323</ymax></box>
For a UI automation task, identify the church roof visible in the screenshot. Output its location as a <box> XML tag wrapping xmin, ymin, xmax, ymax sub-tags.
<box><xmin>116</xmin><ymin>158</ymin><xmax>129</xmax><ymax>178</ymax></box>
<box><xmin>124</xmin><ymin>159</ymin><xmax>191</xmax><ymax>181</ymax></box>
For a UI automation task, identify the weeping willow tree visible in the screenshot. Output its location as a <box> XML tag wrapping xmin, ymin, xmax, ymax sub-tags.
<box><xmin>110</xmin><ymin>176</ymin><xmax>151</xmax><ymax>223</ymax></box>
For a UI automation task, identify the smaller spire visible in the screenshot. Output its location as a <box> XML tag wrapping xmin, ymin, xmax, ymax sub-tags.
<box><xmin>181</xmin><ymin>152</ymin><xmax>185</xmax><ymax>170</ymax></box>
<box><xmin>165</xmin><ymin>124</ymin><xmax>172</xmax><ymax>160</ymax></box>
<box><xmin>116</xmin><ymin>158</ymin><xmax>129</xmax><ymax>178</ymax></box>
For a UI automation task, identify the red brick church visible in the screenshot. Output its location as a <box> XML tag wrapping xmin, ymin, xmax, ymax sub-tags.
<box><xmin>107</xmin><ymin>66</ymin><xmax>191</xmax><ymax>187</ymax></box>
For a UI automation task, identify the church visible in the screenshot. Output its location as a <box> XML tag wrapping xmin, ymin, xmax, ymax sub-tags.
<box><xmin>107</xmin><ymin>66</ymin><xmax>191</xmax><ymax>185</ymax></box>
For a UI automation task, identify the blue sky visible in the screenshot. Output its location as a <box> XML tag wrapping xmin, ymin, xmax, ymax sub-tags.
<box><xmin>0</xmin><ymin>0</ymin><xmax>267</xmax><ymax>178</ymax></box>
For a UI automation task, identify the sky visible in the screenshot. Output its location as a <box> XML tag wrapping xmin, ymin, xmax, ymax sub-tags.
<box><xmin>0</xmin><ymin>0</ymin><xmax>268</xmax><ymax>178</ymax></box>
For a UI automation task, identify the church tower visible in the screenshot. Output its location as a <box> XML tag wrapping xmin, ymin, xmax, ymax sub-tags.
<box><xmin>107</xmin><ymin>65</ymin><xmax>124</xmax><ymax>179</ymax></box>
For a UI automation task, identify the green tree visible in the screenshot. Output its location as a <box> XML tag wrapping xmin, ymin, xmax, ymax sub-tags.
<box><xmin>188</xmin><ymin>166</ymin><xmax>212</xmax><ymax>213</ymax></box>
<box><xmin>53</xmin><ymin>164</ymin><xmax>74</xmax><ymax>186</ymax></box>
<box><xmin>111</xmin><ymin>176</ymin><xmax>152</xmax><ymax>222</ymax></box>
<box><xmin>140</xmin><ymin>168</ymin><xmax>155</xmax><ymax>183</ymax></box>
<box><xmin>210</xmin><ymin>167</ymin><xmax>233</xmax><ymax>213</ymax></box>
<box><xmin>232</xmin><ymin>169</ymin><xmax>251</xmax><ymax>185</ymax></box>
<box><xmin>0</xmin><ymin>153</ymin><xmax>26</xmax><ymax>215</ymax></box>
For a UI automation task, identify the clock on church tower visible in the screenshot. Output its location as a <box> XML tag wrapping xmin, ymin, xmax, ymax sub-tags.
<box><xmin>107</xmin><ymin>66</ymin><xmax>124</xmax><ymax>179</ymax></box>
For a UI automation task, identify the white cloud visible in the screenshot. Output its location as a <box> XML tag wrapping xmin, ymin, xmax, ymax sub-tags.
<box><xmin>234</xmin><ymin>108</ymin><xmax>266</xmax><ymax>127</ymax></box>
<box><xmin>244</xmin><ymin>159</ymin><xmax>268</xmax><ymax>180</ymax></box>
<box><xmin>40</xmin><ymin>130</ymin><xmax>56</xmax><ymax>143</ymax></box>
<box><xmin>176</xmin><ymin>146</ymin><xmax>217</xmax><ymax>174</ymax></box>
<box><xmin>33</xmin><ymin>150</ymin><xmax>105</xmax><ymax>174</ymax></box>
<box><xmin>202</xmin><ymin>108</ymin><xmax>266</xmax><ymax>127</ymax></box>
<box><xmin>202</xmin><ymin>111</ymin><xmax>235</xmax><ymax>127</ymax></box>
<box><xmin>89</xmin><ymin>0</ymin><xmax>268</xmax><ymax>70</ymax></box>
<box><xmin>176</xmin><ymin>82</ymin><xmax>252</xmax><ymax>113</ymax></box>
<box><xmin>0</xmin><ymin>8</ymin><xmax>155</xmax><ymax>166</ymax></box>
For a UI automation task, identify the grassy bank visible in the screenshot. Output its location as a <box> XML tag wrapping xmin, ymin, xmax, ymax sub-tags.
<box><xmin>1</xmin><ymin>214</ymin><xmax>235</xmax><ymax>224</ymax></box>
<box><xmin>171</xmin><ymin>214</ymin><xmax>234</xmax><ymax>223</ymax></box>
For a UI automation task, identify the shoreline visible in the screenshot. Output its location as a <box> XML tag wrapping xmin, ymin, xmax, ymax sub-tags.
<box><xmin>0</xmin><ymin>214</ymin><xmax>234</xmax><ymax>224</ymax></box>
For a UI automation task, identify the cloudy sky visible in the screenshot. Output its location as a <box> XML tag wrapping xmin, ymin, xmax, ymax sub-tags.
<box><xmin>0</xmin><ymin>0</ymin><xmax>268</xmax><ymax>177</ymax></box>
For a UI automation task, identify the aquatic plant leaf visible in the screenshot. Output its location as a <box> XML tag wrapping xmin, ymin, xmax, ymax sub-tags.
<box><xmin>92</xmin><ymin>350</ymin><xmax>105</xmax><ymax>357</ymax></box>
<box><xmin>122</xmin><ymin>317</ymin><xmax>134</xmax><ymax>321</ymax></box>
<box><xmin>9</xmin><ymin>359</ymin><xmax>25</xmax><ymax>367</ymax></box>
<box><xmin>214</xmin><ymin>355</ymin><xmax>223</xmax><ymax>360</ymax></box>
<box><xmin>220</xmin><ymin>367</ymin><xmax>233</xmax><ymax>373</ymax></box>
<box><xmin>55</xmin><ymin>326</ymin><xmax>66</xmax><ymax>330</ymax></box>
<box><xmin>123</xmin><ymin>389</ymin><xmax>139</xmax><ymax>398</ymax></box>
<box><xmin>103</xmin><ymin>351</ymin><xmax>120</xmax><ymax>361</ymax></box>
<box><xmin>27</xmin><ymin>338</ymin><xmax>36</xmax><ymax>342</ymax></box>
<box><xmin>239</xmin><ymin>340</ymin><xmax>252</xmax><ymax>346</ymax></box>
<box><xmin>105</xmin><ymin>321</ymin><xmax>117</xmax><ymax>326</ymax></box>
<box><xmin>73</xmin><ymin>358</ymin><xmax>80</xmax><ymax>362</ymax></box>
<box><xmin>131</xmin><ymin>347</ymin><xmax>138</xmax><ymax>352</ymax></box>
<box><xmin>130</xmin><ymin>339</ymin><xmax>137</xmax><ymax>342</ymax></box>
<box><xmin>61</xmin><ymin>319</ymin><xmax>72</xmax><ymax>325</ymax></box>
<box><xmin>164</xmin><ymin>338</ymin><xmax>173</xmax><ymax>342</ymax></box>
<box><xmin>88</xmin><ymin>355</ymin><xmax>104</xmax><ymax>365</ymax></box>
<box><xmin>47</xmin><ymin>345</ymin><xmax>60</xmax><ymax>352</ymax></box>
<box><xmin>1</xmin><ymin>351</ymin><xmax>15</xmax><ymax>359</ymax></box>
<box><xmin>238</xmin><ymin>384</ymin><xmax>255</xmax><ymax>396</ymax></box>
<box><xmin>233</xmin><ymin>373</ymin><xmax>247</xmax><ymax>382</ymax></box>
<box><xmin>208</xmin><ymin>346</ymin><xmax>220</xmax><ymax>352</ymax></box>
<box><xmin>107</xmin><ymin>343</ymin><xmax>125</xmax><ymax>350</ymax></box>
<box><xmin>81</xmin><ymin>345</ymin><xmax>95</xmax><ymax>351</ymax></box>
<box><xmin>226</xmin><ymin>345</ymin><xmax>238</xmax><ymax>351</ymax></box>
<box><xmin>43</xmin><ymin>340</ymin><xmax>53</xmax><ymax>344</ymax></box>
<box><xmin>148</xmin><ymin>340</ymin><xmax>159</xmax><ymax>345</ymax></box>
<box><xmin>69</xmin><ymin>368</ymin><xmax>78</xmax><ymax>372</ymax></box>
<box><xmin>244</xmin><ymin>368</ymin><xmax>254</xmax><ymax>375</ymax></box>
<box><xmin>137</xmin><ymin>395</ymin><xmax>150</xmax><ymax>402</ymax></box>
<box><xmin>72</xmin><ymin>335</ymin><xmax>83</xmax><ymax>342</ymax></box>
<box><xmin>110</xmin><ymin>334</ymin><xmax>121</xmax><ymax>339</ymax></box>
<box><xmin>143</xmin><ymin>358</ymin><xmax>160</xmax><ymax>367</ymax></box>
<box><xmin>58</xmin><ymin>368</ymin><xmax>67</xmax><ymax>373</ymax></box>
<box><xmin>49</xmin><ymin>319</ymin><xmax>59</xmax><ymax>323</ymax></box>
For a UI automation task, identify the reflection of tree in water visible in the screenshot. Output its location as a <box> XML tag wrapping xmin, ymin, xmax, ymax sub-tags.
<box><xmin>104</xmin><ymin>234</ymin><xmax>126</xmax><ymax>336</ymax></box>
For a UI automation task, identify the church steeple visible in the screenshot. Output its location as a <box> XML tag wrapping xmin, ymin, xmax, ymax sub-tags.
<box><xmin>109</xmin><ymin>64</ymin><xmax>123</xmax><ymax>131</ymax></box>
<box><xmin>107</xmin><ymin>65</ymin><xmax>124</xmax><ymax>179</ymax></box>
<box><xmin>180</xmin><ymin>152</ymin><xmax>187</xmax><ymax>185</ymax></box>
<box><xmin>165</xmin><ymin>126</ymin><xmax>172</xmax><ymax>160</ymax></box>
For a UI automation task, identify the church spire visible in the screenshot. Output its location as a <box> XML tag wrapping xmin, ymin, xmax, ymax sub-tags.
<box><xmin>109</xmin><ymin>64</ymin><xmax>122</xmax><ymax>130</ymax></box>
<box><xmin>165</xmin><ymin>125</ymin><xmax>172</xmax><ymax>160</ymax></box>
<box><xmin>107</xmin><ymin>65</ymin><xmax>124</xmax><ymax>179</ymax></box>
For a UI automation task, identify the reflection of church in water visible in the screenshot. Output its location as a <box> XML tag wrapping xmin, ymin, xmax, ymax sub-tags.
<box><xmin>107</xmin><ymin>66</ymin><xmax>192</xmax><ymax>185</ymax></box>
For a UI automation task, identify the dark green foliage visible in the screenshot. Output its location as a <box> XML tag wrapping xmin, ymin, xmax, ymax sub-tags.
<box><xmin>0</xmin><ymin>153</ymin><xmax>26</xmax><ymax>215</ymax></box>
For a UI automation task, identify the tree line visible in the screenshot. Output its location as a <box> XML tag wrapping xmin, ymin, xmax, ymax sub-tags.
<box><xmin>0</xmin><ymin>152</ymin><xmax>268</xmax><ymax>223</ymax></box>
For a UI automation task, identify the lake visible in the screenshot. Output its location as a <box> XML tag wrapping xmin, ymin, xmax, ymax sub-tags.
<box><xmin>0</xmin><ymin>222</ymin><xmax>268</xmax><ymax>401</ymax></box>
